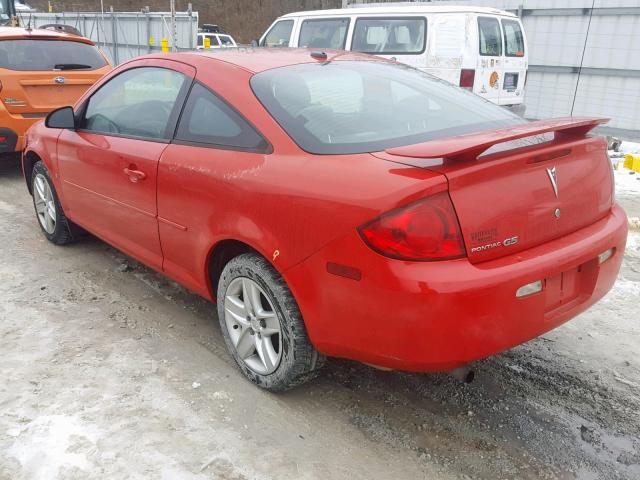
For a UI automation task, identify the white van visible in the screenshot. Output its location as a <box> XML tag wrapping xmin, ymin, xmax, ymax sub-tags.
<box><xmin>258</xmin><ymin>6</ymin><xmax>527</xmax><ymax>108</ymax></box>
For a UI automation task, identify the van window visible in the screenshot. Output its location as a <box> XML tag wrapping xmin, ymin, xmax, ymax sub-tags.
<box><xmin>478</xmin><ymin>17</ymin><xmax>502</xmax><ymax>56</ymax></box>
<box><xmin>261</xmin><ymin>20</ymin><xmax>294</xmax><ymax>47</ymax></box>
<box><xmin>502</xmin><ymin>19</ymin><xmax>524</xmax><ymax>57</ymax></box>
<box><xmin>352</xmin><ymin>17</ymin><xmax>426</xmax><ymax>55</ymax></box>
<box><xmin>299</xmin><ymin>18</ymin><xmax>350</xmax><ymax>49</ymax></box>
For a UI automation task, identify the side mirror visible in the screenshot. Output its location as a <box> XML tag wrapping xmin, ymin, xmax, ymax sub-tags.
<box><xmin>250</xmin><ymin>39</ymin><xmax>259</xmax><ymax>47</ymax></box>
<box><xmin>45</xmin><ymin>106</ymin><xmax>76</xmax><ymax>129</ymax></box>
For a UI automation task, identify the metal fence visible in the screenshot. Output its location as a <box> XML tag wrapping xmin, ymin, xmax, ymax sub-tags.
<box><xmin>346</xmin><ymin>0</ymin><xmax>640</xmax><ymax>139</ymax></box>
<box><xmin>17</xmin><ymin>10</ymin><xmax>199</xmax><ymax>65</ymax></box>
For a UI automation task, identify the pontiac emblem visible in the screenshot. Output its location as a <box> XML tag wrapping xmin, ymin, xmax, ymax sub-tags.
<box><xmin>546</xmin><ymin>167</ymin><xmax>559</xmax><ymax>198</ymax></box>
<box><xmin>54</xmin><ymin>76</ymin><xmax>66</xmax><ymax>84</ymax></box>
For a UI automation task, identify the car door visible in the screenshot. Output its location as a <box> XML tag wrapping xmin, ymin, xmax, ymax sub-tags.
<box><xmin>156</xmin><ymin>81</ymin><xmax>271</xmax><ymax>296</ymax></box>
<box><xmin>57</xmin><ymin>60</ymin><xmax>194</xmax><ymax>270</ymax></box>
<box><xmin>475</xmin><ymin>16</ymin><xmax>503</xmax><ymax>104</ymax></box>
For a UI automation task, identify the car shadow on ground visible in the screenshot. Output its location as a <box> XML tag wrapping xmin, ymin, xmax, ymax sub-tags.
<box><xmin>0</xmin><ymin>154</ymin><xmax>22</xmax><ymax>178</ymax></box>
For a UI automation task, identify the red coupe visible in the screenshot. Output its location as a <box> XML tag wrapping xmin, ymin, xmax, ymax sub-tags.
<box><xmin>23</xmin><ymin>49</ymin><xmax>627</xmax><ymax>390</ymax></box>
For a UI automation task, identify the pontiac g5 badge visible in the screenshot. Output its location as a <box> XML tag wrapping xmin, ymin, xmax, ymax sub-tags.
<box><xmin>547</xmin><ymin>167</ymin><xmax>561</xmax><ymax>218</ymax></box>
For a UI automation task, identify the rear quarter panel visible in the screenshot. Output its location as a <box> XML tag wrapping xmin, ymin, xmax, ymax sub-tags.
<box><xmin>156</xmin><ymin>60</ymin><xmax>448</xmax><ymax>299</ymax></box>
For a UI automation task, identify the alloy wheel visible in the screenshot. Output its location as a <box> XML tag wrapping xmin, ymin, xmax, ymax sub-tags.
<box><xmin>34</xmin><ymin>173</ymin><xmax>56</xmax><ymax>234</ymax></box>
<box><xmin>224</xmin><ymin>277</ymin><xmax>283</xmax><ymax>375</ymax></box>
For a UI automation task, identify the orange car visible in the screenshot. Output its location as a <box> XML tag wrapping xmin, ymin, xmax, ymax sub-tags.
<box><xmin>0</xmin><ymin>26</ymin><xmax>111</xmax><ymax>156</ymax></box>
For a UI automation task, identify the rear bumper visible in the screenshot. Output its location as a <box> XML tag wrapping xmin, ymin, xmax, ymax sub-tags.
<box><xmin>285</xmin><ymin>204</ymin><xmax>628</xmax><ymax>371</ymax></box>
<box><xmin>0</xmin><ymin>109</ymin><xmax>47</xmax><ymax>153</ymax></box>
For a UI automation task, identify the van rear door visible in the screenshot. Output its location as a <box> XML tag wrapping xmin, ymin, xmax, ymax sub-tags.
<box><xmin>500</xmin><ymin>18</ymin><xmax>527</xmax><ymax>106</ymax></box>
<box><xmin>475</xmin><ymin>16</ymin><xmax>503</xmax><ymax>104</ymax></box>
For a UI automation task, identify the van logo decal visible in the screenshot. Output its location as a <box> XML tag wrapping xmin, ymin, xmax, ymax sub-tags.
<box><xmin>54</xmin><ymin>76</ymin><xmax>66</xmax><ymax>84</ymax></box>
<box><xmin>546</xmin><ymin>167</ymin><xmax>559</xmax><ymax>198</ymax></box>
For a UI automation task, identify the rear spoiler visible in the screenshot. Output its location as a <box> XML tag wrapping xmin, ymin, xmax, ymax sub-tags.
<box><xmin>385</xmin><ymin>117</ymin><xmax>609</xmax><ymax>161</ymax></box>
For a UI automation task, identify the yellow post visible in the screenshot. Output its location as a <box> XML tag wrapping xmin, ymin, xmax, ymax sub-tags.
<box><xmin>624</xmin><ymin>154</ymin><xmax>634</xmax><ymax>169</ymax></box>
<box><xmin>161</xmin><ymin>38</ymin><xmax>169</xmax><ymax>54</ymax></box>
<box><xmin>204</xmin><ymin>37</ymin><xmax>211</xmax><ymax>49</ymax></box>
<box><xmin>48</xmin><ymin>1</ymin><xmax>52</xmax><ymax>12</ymax></box>
<box><xmin>149</xmin><ymin>35</ymin><xmax>156</xmax><ymax>47</ymax></box>
<box><xmin>632</xmin><ymin>156</ymin><xmax>640</xmax><ymax>173</ymax></box>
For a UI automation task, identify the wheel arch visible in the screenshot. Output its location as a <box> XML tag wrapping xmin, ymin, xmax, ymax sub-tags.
<box><xmin>206</xmin><ymin>238</ymin><xmax>281</xmax><ymax>300</ymax></box>
<box><xmin>23</xmin><ymin>150</ymin><xmax>42</xmax><ymax>195</ymax></box>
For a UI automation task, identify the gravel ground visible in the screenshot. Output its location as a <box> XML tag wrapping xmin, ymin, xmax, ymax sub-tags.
<box><xmin>1</xmin><ymin>156</ymin><xmax>639</xmax><ymax>480</ymax></box>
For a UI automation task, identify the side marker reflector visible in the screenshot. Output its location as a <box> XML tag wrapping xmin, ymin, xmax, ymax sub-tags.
<box><xmin>326</xmin><ymin>262</ymin><xmax>362</xmax><ymax>281</ymax></box>
<box><xmin>516</xmin><ymin>280</ymin><xmax>543</xmax><ymax>298</ymax></box>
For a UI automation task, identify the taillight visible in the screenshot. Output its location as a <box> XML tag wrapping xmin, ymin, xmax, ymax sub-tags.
<box><xmin>459</xmin><ymin>69</ymin><xmax>475</xmax><ymax>89</ymax></box>
<box><xmin>358</xmin><ymin>192</ymin><xmax>467</xmax><ymax>261</ymax></box>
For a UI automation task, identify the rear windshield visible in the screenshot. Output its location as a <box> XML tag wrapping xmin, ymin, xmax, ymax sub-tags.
<box><xmin>0</xmin><ymin>39</ymin><xmax>107</xmax><ymax>71</ymax></box>
<box><xmin>352</xmin><ymin>17</ymin><xmax>426</xmax><ymax>54</ymax></box>
<box><xmin>502</xmin><ymin>19</ymin><xmax>525</xmax><ymax>57</ymax></box>
<box><xmin>251</xmin><ymin>61</ymin><xmax>523</xmax><ymax>155</ymax></box>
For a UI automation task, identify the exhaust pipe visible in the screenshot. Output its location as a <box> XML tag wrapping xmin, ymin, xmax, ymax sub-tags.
<box><xmin>449</xmin><ymin>365</ymin><xmax>475</xmax><ymax>384</ymax></box>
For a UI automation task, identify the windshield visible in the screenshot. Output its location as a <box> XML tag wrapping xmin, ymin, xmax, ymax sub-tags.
<box><xmin>251</xmin><ymin>61</ymin><xmax>524</xmax><ymax>155</ymax></box>
<box><xmin>0</xmin><ymin>39</ymin><xmax>107</xmax><ymax>71</ymax></box>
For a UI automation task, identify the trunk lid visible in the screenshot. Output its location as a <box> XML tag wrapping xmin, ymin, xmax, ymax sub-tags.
<box><xmin>376</xmin><ymin>118</ymin><xmax>613</xmax><ymax>263</ymax></box>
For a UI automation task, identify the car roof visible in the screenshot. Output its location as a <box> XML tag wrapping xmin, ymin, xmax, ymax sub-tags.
<box><xmin>0</xmin><ymin>26</ymin><xmax>95</xmax><ymax>45</ymax></box>
<box><xmin>280</xmin><ymin>5</ymin><xmax>517</xmax><ymax>19</ymax></box>
<box><xmin>153</xmin><ymin>48</ymin><xmax>382</xmax><ymax>74</ymax></box>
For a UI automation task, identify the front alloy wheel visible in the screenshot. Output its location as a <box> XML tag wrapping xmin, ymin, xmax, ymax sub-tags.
<box><xmin>31</xmin><ymin>161</ymin><xmax>74</xmax><ymax>245</ymax></box>
<box><xmin>34</xmin><ymin>173</ymin><xmax>57</xmax><ymax>234</ymax></box>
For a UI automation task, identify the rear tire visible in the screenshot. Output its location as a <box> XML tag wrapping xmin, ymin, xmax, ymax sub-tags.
<box><xmin>217</xmin><ymin>253</ymin><xmax>325</xmax><ymax>391</ymax></box>
<box><xmin>31</xmin><ymin>161</ymin><xmax>76</xmax><ymax>245</ymax></box>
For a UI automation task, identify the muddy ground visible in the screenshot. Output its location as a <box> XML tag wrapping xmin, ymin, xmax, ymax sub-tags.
<box><xmin>1</xmin><ymin>157</ymin><xmax>639</xmax><ymax>480</ymax></box>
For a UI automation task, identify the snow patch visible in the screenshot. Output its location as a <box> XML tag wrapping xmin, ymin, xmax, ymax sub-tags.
<box><xmin>7</xmin><ymin>415</ymin><xmax>101</xmax><ymax>480</ymax></box>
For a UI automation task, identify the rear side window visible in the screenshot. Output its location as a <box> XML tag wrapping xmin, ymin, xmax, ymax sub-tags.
<box><xmin>261</xmin><ymin>20</ymin><xmax>294</xmax><ymax>47</ymax></box>
<box><xmin>82</xmin><ymin>67</ymin><xmax>187</xmax><ymax>140</ymax></box>
<box><xmin>175</xmin><ymin>83</ymin><xmax>269</xmax><ymax>153</ymax></box>
<box><xmin>299</xmin><ymin>18</ymin><xmax>350</xmax><ymax>49</ymax></box>
<box><xmin>502</xmin><ymin>19</ymin><xmax>524</xmax><ymax>57</ymax></box>
<box><xmin>0</xmin><ymin>39</ymin><xmax>107</xmax><ymax>71</ymax></box>
<box><xmin>352</xmin><ymin>17</ymin><xmax>426</xmax><ymax>54</ymax></box>
<box><xmin>478</xmin><ymin>17</ymin><xmax>502</xmax><ymax>56</ymax></box>
<box><xmin>218</xmin><ymin>35</ymin><xmax>234</xmax><ymax>46</ymax></box>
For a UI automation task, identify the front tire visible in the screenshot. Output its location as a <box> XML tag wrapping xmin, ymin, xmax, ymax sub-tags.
<box><xmin>31</xmin><ymin>161</ymin><xmax>74</xmax><ymax>245</ymax></box>
<box><xmin>217</xmin><ymin>253</ymin><xmax>324</xmax><ymax>391</ymax></box>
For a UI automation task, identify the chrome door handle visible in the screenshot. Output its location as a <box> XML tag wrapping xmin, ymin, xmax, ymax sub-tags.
<box><xmin>123</xmin><ymin>167</ymin><xmax>146</xmax><ymax>183</ymax></box>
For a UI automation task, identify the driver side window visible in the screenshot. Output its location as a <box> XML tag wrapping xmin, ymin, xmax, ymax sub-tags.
<box><xmin>82</xmin><ymin>67</ymin><xmax>187</xmax><ymax>140</ymax></box>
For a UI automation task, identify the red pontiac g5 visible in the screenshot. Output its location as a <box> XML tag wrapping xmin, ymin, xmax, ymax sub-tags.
<box><xmin>23</xmin><ymin>49</ymin><xmax>627</xmax><ymax>391</ymax></box>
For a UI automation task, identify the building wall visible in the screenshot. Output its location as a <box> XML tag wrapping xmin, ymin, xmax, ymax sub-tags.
<box><xmin>27</xmin><ymin>0</ymin><xmax>342</xmax><ymax>43</ymax></box>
